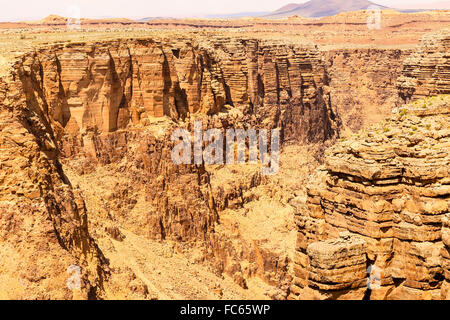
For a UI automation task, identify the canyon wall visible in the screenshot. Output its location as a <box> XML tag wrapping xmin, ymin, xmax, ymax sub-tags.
<box><xmin>1</xmin><ymin>29</ymin><xmax>448</xmax><ymax>299</ymax></box>
<box><xmin>290</xmin><ymin>97</ymin><xmax>449</xmax><ymax>300</ymax></box>
<box><xmin>17</xmin><ymin>36</ymin><xmax>337</xmax><ymax>241</ymax></box>
<box><xmin>291</xmin><ymin>30</ymin><xmax>450</xmax><ymax>299</ymax></box>
<box><xmin>324</xmin><ymin>49</ymin><xmax>410</xmax><ymax>134</ymax></box>
<box><xmin>398</xmin><ymin>30</ymin><xmax>450</xmax><ymax>101</ymax></box>
<box><xmin>0</xmin><ymin>73</ymin><xmax>106</xmax><ymax>299</ymax></box>
<box><xmin>19</xmin><ymin>36</ymin><xmax>337</xmax><ymax>144</ymax></box>
<box><xmin>0</xmin><ymin>35</ymin><xmax>338</xmax><ymax>299</ymax></box>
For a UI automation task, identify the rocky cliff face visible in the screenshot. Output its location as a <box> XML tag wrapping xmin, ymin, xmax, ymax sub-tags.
<box><xmin>291</xmin><ymin>95</ymin><xmax>450</xmax><ymax>300</ymax></box>
<box><xmin>324</xmin><ymin>49</ymin><xmax>409</xmax><ymax>134</ymax></box>
<box><xmin>16</xmin><ymin>35</ymin><xmax>336</xmax><ymax>238</ymax></box>
<box><xmin>18</xmin><ymin>36</ymin><xmax>336</xmax><ymax>144</ymax></box>
<box><xmin>0</xmin><ymin>35</ymin><xmax>338</xmax><ymax>299</ymax></box>
<box><xmin>398</xmin><ymin>30</ymin><xmax>450</xmax><ymax>101</ymax></box>
<box><xmin>290</xmin><ymin>30</ymin><xmax>450</xmax><ymax>300</ymax></box>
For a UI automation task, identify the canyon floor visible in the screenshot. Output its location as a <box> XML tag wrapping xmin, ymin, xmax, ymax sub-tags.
<box><xmin>0</xmin><ymin>10</ymin><xmax>449</xmax><ymax>300</ymax></box>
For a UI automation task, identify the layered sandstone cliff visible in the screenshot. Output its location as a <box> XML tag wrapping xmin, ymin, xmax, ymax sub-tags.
<box><xmin>291</xmin><ymin>95</ymin><xmax>450</xmax><ymax>300</ymax></box>
<box><xmin>16</xmin><ymin>36</ymin><xmax>336</xmax><ymax>144</ymax></box>
<box><xmin>398</xmin><ymin>29</ymin><xmax>450</xmax><ymax>101</ymax></box>
<box><xmin>290</xmin><ymin>29</ymin><xmax>450</xmax><ymax>300</ymax></box>
<box><xmin>442</xmin><ymin>213</ymin><xmax>450</xmax><ymax>299</ymax></box>
<box><xmin>324</xmin><ymin>49</ymin><xmax>409</xmax><ymax>134</ymax></box>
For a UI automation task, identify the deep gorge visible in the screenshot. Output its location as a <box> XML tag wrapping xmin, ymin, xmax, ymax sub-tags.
<box><xmin>0</xmin><ymin>30</ymin><xmax>448</xmax><ymax>299</ymax></box>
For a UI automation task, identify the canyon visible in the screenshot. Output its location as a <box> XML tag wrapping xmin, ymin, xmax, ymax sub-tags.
<box><xmin>0</xmin><ymin>12</ymin><xmax>448</xmax><ymax>300</ymax></box>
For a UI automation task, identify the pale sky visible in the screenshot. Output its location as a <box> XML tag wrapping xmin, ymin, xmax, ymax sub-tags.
<box><xmin>0</xmin><ymin>0</ymin><xmax>448</xmax><ymax>21</ymax></box>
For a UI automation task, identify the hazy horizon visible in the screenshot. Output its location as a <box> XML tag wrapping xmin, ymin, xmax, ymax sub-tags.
<box><xmin>1</xmin><ymin>0</ymin><xmax>449</xmax><ymax>22</ymax></box>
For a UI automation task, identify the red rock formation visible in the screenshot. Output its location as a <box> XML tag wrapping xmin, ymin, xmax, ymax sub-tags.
<box><xmin>0</xmin><ymin>35</ymin><xmax>339</xmax><ymax>298</ymax></box>
<box><xmin>290</xmin><ymin>95</ymin><xmax>450</xmax><ymax>300</ymax></box>
<box><xmin>1</xmin><ymin>27</ymin><xmax>448</xmax><ymax>300</ymax></box>
<box><xmin>0</xmin><ymin>73</ymin><xmax>106</xmax><ymax>299</ymax></box>
<box><xmin>324</xmin><ymin>49</ymin><xmax>409</xmax><ymax>133</ymax></box>
<box><xmin>17</xmin><ymin>37</ymin><xmax>337</xmax><ymax>144</ymax></box>
<box><xmin>290</xmin><ymin>29</ymin><xmax>450</xmax><ymax>300</ymax></box>
<box><xmin>398</xmin><ymin>30</ymin><xmax>450</xmax><ymax>101</ymax></box>
<box><xmin>14</xmin><ymin>36</ymin><xmax>338</xmax><ymax>244</ymax></box>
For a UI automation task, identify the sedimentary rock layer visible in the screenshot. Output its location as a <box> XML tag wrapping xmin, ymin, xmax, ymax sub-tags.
<box><xmin>291</xmin><ymin>95</ymin><xmax>450</xmax><ymax>300</ymax></box>
<box><xmin>398</xmin><ymin>30</ymin><xmax>450</xmax><ymax>101</ymax></box>
<box><xmin>15</xmin><ymin>36</ymin><xmax>337</xmax><ymax>144</ymax></box>
<box><xmin>1</xmin><ymin>28</ymin><xmax>449</xmax><ymax>299</ymax></box>
<box><xmin>324</xmin><ymin>49</ymin><xmax>409</xmax><ymax>133</ymax></box>
<box><xmin>13</xmin><ymin>35</ymin><xmax>339</xmax><ymax>245</ymax></box>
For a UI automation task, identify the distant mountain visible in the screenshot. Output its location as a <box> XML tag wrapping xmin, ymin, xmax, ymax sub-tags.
<box><xmin>137</xmin><ymin>12</ymin><xmax>268</xmax><ymax>21</ymax></box>
<box><xmin>137</xmin><ymin>17</ymin><xmax>173</xmax><ymax>22</ymax></box>
<box><xmin>203</xmin><ymin>12</ymin><xmax>269</xmax><ymax>18</ymax></box>
<box><xmin>266</xmin><ymin>0</ymin><xmax>388</xmax><ymax>18</ymax></box>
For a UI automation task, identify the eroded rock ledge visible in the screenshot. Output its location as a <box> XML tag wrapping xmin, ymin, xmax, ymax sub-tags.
<box><xmin>15</xmin><ymin>36</ymin><xmax>336</xmax><ymax>143</ymax></box>
<box><xmin>291</xmin><ymin>96</ymin><xmax>450</xmax><ymax>300</ymax></box>
<box><xmin>0</xmin><ymin>65</ymin><xmax>106</xmax><ymax>300</ymax></box>
<box><xmin>398</xmin><ymin>29</ymin><xmax>450</xmax><ymax>101</ymax></box>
